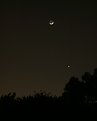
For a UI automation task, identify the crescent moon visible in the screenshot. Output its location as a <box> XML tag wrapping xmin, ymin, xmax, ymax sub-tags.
<box><xmin>49</xmin><ymin>20</ymin><xmax>54</xmax><ymax>25</ymax></box>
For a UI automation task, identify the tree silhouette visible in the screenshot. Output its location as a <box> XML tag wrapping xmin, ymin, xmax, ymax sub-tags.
<box><xmin>62</xmin><ymin>77</ymin><xmax>85</xmax><ymax>104</ymax></box>
<box><xmin>81</xmin><ymin>68</ymin><xmax>97</xmax><ymax>103</ymax></box>
<box><xmin>0</xmin><ymin>68</ymin><xmax>97</xmax><ymax>119</ymax></box>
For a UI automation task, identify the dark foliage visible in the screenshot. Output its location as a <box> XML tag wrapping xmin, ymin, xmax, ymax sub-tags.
<box><xmin>0</xmin><ymin>68</ymin><xmax>97</xmax><ymax>120</ymax></box>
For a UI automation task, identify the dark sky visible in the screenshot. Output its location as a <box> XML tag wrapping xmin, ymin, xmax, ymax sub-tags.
<box><xmin>0</xmin><ymin>1</ymin><xmax>97</xmax><ymax>96</ymax></box>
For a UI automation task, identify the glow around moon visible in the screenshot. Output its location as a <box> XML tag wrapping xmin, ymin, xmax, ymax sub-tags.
<box><xmin>49</xmin><ymin>20</ymin><xmax>54</xmax><ymax>25</ymax></box>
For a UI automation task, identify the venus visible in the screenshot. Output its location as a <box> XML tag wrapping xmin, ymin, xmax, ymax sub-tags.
<box><xmin>67</xmin><ymin>65</ymin><xmax>70</xmax><ymax>68</ymax></box>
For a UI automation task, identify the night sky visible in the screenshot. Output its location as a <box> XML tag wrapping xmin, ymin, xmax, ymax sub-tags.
<box><xmin>0</xmin><ymin>1</ymin><xmax>97</xmax><ymax>96</ymax></box>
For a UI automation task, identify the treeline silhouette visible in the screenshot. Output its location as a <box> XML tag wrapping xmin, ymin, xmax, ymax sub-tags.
<box><xmin>0</xmin><ymin>68</ymin><xmax>97</xmax><ymax>120</ymax></box>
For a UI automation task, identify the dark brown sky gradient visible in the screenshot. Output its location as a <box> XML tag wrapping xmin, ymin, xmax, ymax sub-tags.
<box><xmin>0</xmin><ymin>1</ymin><xmax>97</xmax><ymax>96</ymax></box>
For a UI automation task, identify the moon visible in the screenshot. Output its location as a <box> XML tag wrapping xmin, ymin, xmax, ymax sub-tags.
<box><xmin>49</xmin><ymin>20</ymin><xmax>54</xmax><ymax>25</ymax></box>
